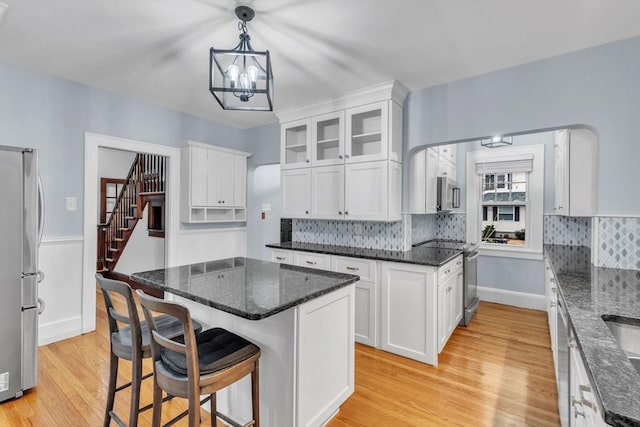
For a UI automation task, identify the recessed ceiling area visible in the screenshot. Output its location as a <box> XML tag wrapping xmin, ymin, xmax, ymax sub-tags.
<box><xmin>0</xmin><ymin>0</ymin><xmax>638</xmax><ymax>129</ymax></box>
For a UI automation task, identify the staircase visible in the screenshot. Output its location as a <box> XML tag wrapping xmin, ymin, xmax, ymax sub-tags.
<box><xmin>97</xmin><ymin>153</ymin><xmax>166</xmax><ymax>273</ymax></box>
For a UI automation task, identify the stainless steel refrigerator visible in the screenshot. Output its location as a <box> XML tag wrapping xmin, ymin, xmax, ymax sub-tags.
<box><xmin>0</xmin><ymin>145</ymin><xmax>45</xmax><ymax>402</ymax></box>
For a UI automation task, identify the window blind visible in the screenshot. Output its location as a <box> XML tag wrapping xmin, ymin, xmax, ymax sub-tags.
<box><xmin>476</xmin><ymin>155</ymin><xmax>534</xmax><ymax>175</ymax></box>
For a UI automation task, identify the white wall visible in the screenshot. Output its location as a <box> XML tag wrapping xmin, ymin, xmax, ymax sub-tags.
<box><xmin>96</xmin><ymin>147</ymin><xmax>137</xmax><ymax>220</ymax></box>
<box><xmin>115</xmin><ymin>205</ymin><xmax>165</xmax><ymax>275</ymax></box>
<box><xmin>176</xmin><ymin>228</ymin><xmax>247</xmax><ymax>265</ymax></box>
<box><xmin>246</xmin><ymin>164</ymin><xmax>281</xmax><ymax>260</ymax></box>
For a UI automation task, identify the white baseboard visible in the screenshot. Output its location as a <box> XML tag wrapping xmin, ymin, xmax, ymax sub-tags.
<box><xmin>39</xmin><ymin>316</ymin><xmax>83</xmax><ymax>346</ymax></box>
<box><xmin>477</xmin><ymin>286</ymin><xmax>546</xmax><ymax>311</ymax></box>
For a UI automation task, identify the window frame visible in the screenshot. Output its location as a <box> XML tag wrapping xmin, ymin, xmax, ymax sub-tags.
<box><xmin>466</xmin><ymin>144</ymin><xmax>544</xmax><ymax>260</ymax></box>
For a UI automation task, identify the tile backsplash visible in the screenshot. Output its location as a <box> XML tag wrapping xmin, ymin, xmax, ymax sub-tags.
<box><xmin>544</xmin><ymin>215</ymin><xmax>591</xmax><ymax>247</ymax></box>
<box><xmin>292</xmin><ymin>219</ymin><xmax>405</xmax><ymax>251</ymax></box>
<box><xmin>436</xmin><ymin>213</ymin><xmax>466</xmax><ymax>242</ymax></box>
<box><xmin>595</xmin><ymin>216</ymin><xmax>640</xmax><ymax>270</ymax></box>
<box><xmin>411</xmin><ymin>214</ymin><xmax>437</xmax><ymax>244</ymax></box>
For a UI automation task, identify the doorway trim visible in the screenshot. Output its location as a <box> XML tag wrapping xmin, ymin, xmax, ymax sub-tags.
<box><xmin>82</xmin><ymin>132</ymin><xmax>180</xmax><ymax>333</ymax></box>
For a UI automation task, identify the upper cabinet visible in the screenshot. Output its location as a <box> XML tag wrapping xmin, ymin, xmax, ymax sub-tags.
<box><xmin>181</xmin><ymin>141</ymin><xmax>251</xmax><ymax>223</ymax></box>
<box><xmin>277</xmin><ymin>81</ymin><xmax>409</xmax><ymax>222</ymax></box>
<box><xmin>553</xmin><ymin>129</ymin><xmax>597</xmax><ymax>217</ymax></box>
<box><xmin>409</xmin><ymin>144</ymin><xmax>458</xmax><ymax>214</ymax></box>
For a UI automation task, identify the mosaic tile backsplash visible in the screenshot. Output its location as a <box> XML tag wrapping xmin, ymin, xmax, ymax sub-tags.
<box><xmin>292</xmin><ymin>219</ymin><xmax>405</xmax><ymax>251</ymax></box>
<box><xmin>437</xmin><ymin>213</ymin><xmax>466</xmax><ymax>242</ymax></box>
<box><xmin>595</xmin><ymin>217</ymin><xmax>640</xmax><ymax>270</ymax></box>
<box><xmin>544</xmin><ymin>215</ymin><xmax>592</xmax><ymax>247</ymax></box>
<box><xmin>411</xmin><ymin>214</ymin><xmax>437</xmax><ymax>244</ymax></box>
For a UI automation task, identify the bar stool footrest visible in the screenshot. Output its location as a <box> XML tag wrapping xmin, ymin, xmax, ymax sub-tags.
<box><xmin>107</xmin><ymin>410</ymin><xmax>127</xmax><ymax>427</ymax></box>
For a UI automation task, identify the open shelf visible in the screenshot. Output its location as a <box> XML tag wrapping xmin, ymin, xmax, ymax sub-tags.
<box><xmin>317</xmin><ymin>138</ymin><xmax>340</xmax><ymax>145</ymax></box>
<box><xmin>183</xmin><ymin>207</ymin><xmax>247</xmax><ymax>223</ymax></box>
<box><xmin>286</xmin><ymin>143</ymin><xmax>308</xmax><ymax>150</ymax></box>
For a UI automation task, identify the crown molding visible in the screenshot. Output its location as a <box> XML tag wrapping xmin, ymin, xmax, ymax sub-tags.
<box><xmin>275</xmin><ymin>80</ymin><xmax>409</xmax><ymax>124</ymax></box>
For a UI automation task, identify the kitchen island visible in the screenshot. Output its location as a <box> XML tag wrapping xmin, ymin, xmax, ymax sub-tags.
<box><xmin>131</xmin><ymin>257</ymin><xmax>359</xmax><ymax>427</ymax></box>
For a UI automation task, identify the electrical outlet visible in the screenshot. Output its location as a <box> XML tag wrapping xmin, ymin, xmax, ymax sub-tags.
<box><xmin>65</xmin><ymin>197</ymin><xmax>77</xmax><ymax>211</ymax></box>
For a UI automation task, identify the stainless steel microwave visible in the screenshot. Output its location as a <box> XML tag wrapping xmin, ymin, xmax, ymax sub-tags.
<box><xmin>437</xmin><ymin>176</ymin><xmax>460</xmax><ymax>212</ymax></box>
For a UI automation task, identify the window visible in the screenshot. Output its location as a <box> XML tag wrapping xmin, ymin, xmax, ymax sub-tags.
<box><xmin>466</xmin><ymin>143</ymin><xmax>544</xmax><ymax>259</ymax></box>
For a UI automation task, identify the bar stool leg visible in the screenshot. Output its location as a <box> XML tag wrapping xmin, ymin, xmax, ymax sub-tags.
<box><xmin>210</xmin><ymin>393</ymin><xmax>216</xmax><ymax>427</ymax></box>
<box><xmin>252</xmin><ymin>361</ymin><xmax>260</xmax><ymax>427</ymax></box>
<box><xmin>188</xmin><ymin>391</ymin><xmax>200</xmax><ymax>427</ymax></box>
<box><xmin>104</xmin><ymin>353</ymin><xmax>118</xmax><ymax>427</ymax></box>
<box><xmin>129</xmin><ymin>354</ymin><xmax>143</xmax><ymax>427</ymax></box>
<box><xmin>151</xmin><ymin>377</ymin><xmax>162</xmax><ymax>427</ymax></box>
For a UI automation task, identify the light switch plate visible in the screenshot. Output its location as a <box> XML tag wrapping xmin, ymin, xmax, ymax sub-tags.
<box><xmin>65</xmin><ymin>197</ymin><xmax>77</xmax><ymax>211</ymax></box>
<box><xmin>261</xmin><ymin>203</ymin><xmax>272</xmax><ymax>211</ymax></box>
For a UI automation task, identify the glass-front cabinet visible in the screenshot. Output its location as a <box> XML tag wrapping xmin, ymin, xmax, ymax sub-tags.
<box><xmin>345</xmin><ymin>101</ymin><xmax>389</xmax><ymax>163</ymax></box>
<box><xmin>312</xmin><ymin>111</ymin><xmax>344</xmax><ymax>166</ymax></box>
<box><xmin>281</xmin><ymin>118</ymin><xmax>311</xmax><ymax>170</ymax></box>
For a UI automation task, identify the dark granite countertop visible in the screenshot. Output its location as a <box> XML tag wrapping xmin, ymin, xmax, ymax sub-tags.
<box><xmin>266</xmin><ymin>241</ymin><xmax>462</xmax><ymax>267</ymax></box>
<box><xmin>544</xmin><ymin>245</ymin><xmax>640</xmax><ymax>427</ymax></box>
<box><xmin>130</xmin><ymin>257</ymin><xmax>359</xmax><ymax>321</ymax></box>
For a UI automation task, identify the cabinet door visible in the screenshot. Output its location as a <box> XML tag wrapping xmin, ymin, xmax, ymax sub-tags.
<box><xmin>409</xmin><ymin>149</ymin><xmax>426</xmax><ymax>214</ymax></box>
<box><xmin>554</xmin><ymin>130</ymin><xmax>570</xmax><ymax>215</ymax></box>
<box><xmin>426</xmin><ymin>148</ymin><xmax>438</xmax><ymax>214</ymax></box>
<box><xmin>437</xmin><ymin>282</ymin><xmax>448</xmax><ymax>353</ymax></box>
<box><xmin>216</xmin><ymin>151</ymin><xmax>235</xmax><ymax>206</ymax></box>
<box><xmin>452</xmin><ymin>270</ymin><xmax>463</xmax><ymax>327</ymax></box>
<box><xmin>190</xmin><ymin>146</ymin><xmax>208</xmax><ymax>206</ymax></box>
<box><xmin>281</xmin><ymin>169</ymin><xmax>311</xmax><ymax>218</ymax></box>
<box><xmin>354</xmin><ymin>280</ymin><xmax>377</xmax><ymax>347</ymax></box>
<box><xmin>438</xmin><ymin>144</ymin><xmax>457</xmax><ymax>165</ymax></box>
<box><xmin>311</xmin><ymin>165</ymin><xmax>345</xmax><ymax>219</ymax></box>
<box><xmin>380</xmin><ymin>262</ymin><xmax>437</xmax><ymax>365</ymax></box>
<box><xmin>345</xmin><ymin>101</ymin><xmax>389</xmax><ymax>163</ymax></box>
<box><xmin>438</xmin><ymin>157</ymin><xmax>456</xmax><ymax>181</ymax></box>
<box><xmin>232</xmin><ymin>154</ymin><xmax>246</xmax><ymax>206</ymax></box>
<box><xmin>271</xmin><ymin>249</ymin><xmax>293</xmax><ymax>264</ymax></box>
<box><xmin>345</xmin><ymin>161</ymin><xmax>388</xmax><ymax>221</ymax></box>
<box><xmin>312</xmin><ymin>111</ymin><xmax>344</xmax><ymax>167</ymax></box>
<box><xmin>281</xmin><ymin>118</ymin><xmax>312</xmax><ymax>170</ymax></box>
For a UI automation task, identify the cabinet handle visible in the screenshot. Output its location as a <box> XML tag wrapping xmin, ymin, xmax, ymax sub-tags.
<box><xmin>306</xmin><ymin>159</ymin><xmax>310</xmax><ymax>163</ymax></box>
<box><xmin>345</xmin><ymin>154</ymin><xmax>350</xmax><ymax>159</ymax></box>
<box><xmin>580</xmin><ymin>398</ymin><xmax>597</xmax><ymax>412</ymax></box>
<box><xmin>444</xmin><ymin>269</ymin><xmax>451</xmax><ymax>274</ymax></box>
<box><xmin>276</xmin><ymin>256</ymin><xmax>285</xmax><ymax>261</ymax></box>
<box><xmin>305</xmin><ymin>210</ymin><xmax>309</xmax><ymax>214</ymax></box>
<box><xmin>346</xmin><ymin>266</ymin><xmax>359</xmax><ymax>271</ymax></box>
<box><xmin>558</xmin><ymin>206</ymin><xmax>564</xmax><ymax>210</ymax></box>
<box><xmin>338</xmin><ymin>211</ymin><xmax>342</xmax><ymax>215</ymax></box>
<box><xmin>551</xmin><ymin>287</ymin><xmax>557</xmax><ymax>293</ymax></box>
<box><xmin>550</xmin><ymin>301</ymin><xmax>556</xmax><ymax>307</ymax></box>
<box><xmin>573</xmin><ymin>409</ymin><xmax>585</xmax><ymax>418</ymax></box>
<box><xmin>345</xmin><ymin>211</ymin><xmax>349</xmax><ymax>215</ymax></box>
<box><xmin>338</xmin><ymin>155</ymin><xmax>343</xmax><ymax>159</ymax></box>
<box><xmin>305</xmin><ymin>260</ymin><xmax>317</xmax><ymax>265</ymax></box>
<box><xmin>578</xmin><ymin>384</ymin><xmax>591</xmax><ymax>394</ymax></box>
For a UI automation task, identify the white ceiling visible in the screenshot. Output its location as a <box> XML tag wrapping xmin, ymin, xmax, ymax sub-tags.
<box><xmin>0</xmin><ymin>0</ymin><xmax>639</xmax><ymax>129</ymax></box>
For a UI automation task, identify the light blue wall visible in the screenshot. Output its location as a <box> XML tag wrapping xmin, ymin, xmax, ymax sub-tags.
<box><xmin>404</xmin><ymin>36</ymin><xmax>640</xmax><ymax>216</ymax></box>
<box><xmin>0</xmin><ymin>61</ymin><xmax>245</xmax><ymax>237</ymax></box>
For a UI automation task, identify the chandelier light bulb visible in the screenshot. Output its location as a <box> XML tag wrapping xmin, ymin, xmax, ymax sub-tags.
<box><xmin>247</xmin><ymin>65</ymin><xmax>258</xmax><ymax>89</ymax></box>
<box><xmin>227</xmin><ymin>64</ymin><xmax>239</xmax><ymax>87</ymax></box>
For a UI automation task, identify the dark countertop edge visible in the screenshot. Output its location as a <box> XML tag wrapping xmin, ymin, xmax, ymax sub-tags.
<box><xmin>543</xmin><ymin>245</ymin><xmax>640</xmax><ymax>427</ymax></box>
<box><xmin>130</xmin><ymin>273</ymin><xmax>359</xmax><ymax>321</ymax></box>
<box><xmin>266</xmin><ymin>242</ymin><xmax>462</xmax><ymax>267</ymax></box>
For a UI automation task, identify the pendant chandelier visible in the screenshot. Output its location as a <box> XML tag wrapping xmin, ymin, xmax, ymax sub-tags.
<box><xmin>210</xmin><ymin>6</ymin><xmax>274</xmax><ymax>111</ymax></box>
<box><xmin>481</xmin><ymin>136</ymin><xmax>513</xmax><ymax>148</ymax></box>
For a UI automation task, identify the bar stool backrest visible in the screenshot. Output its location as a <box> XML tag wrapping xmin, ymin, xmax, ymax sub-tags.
<box><xmin>96</xmin><ymin>273</ymin><xmax>143</xmax><ymax>358</ymax></box>
<box><xmin>136</xmin><ymin>290</ymin><xmax>201</xmax><ymax>382</ymax></box>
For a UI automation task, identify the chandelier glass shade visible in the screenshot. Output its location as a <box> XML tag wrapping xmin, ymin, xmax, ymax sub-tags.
<box><xmin>210</xmin><ymin>6</ymin><xmax>273</xmax><ymax>111</ymax></box>
<box><xmin>481</xmin><ymin>136</ymin><xmax>513</xmax><ymax>148</ymax></box>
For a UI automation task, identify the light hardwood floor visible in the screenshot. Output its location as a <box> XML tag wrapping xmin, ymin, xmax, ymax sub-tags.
<box><xmin>0</xmin><ymin>290</ymin><xmax>559</xmax><ymax>426</ymax></box>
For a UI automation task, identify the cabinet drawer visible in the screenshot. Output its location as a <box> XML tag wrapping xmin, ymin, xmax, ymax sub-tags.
<box><xmin>332</xmin><ymin>256</ymin><xmax>377</xmax><ymax>282</ymax></box>
<box><xmin>438</xmin><ymin>255</ymin><xmax>463</xmax><ymax>283</ymax></box>
<box><xmin>271</xmin><ymin>249</ymin><xmax>293</xmax><ymax>264</ymax></box>
<box><xmin>294</xmin><ymin>251</ymin><xmax>331</xmax><ymax>270</ymax></box>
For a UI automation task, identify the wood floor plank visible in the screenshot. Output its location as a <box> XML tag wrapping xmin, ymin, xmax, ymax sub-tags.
<box><xmin>0</xmin><ymin>292</ymin><xmax>559</xmax><ymax>426</ymax></box>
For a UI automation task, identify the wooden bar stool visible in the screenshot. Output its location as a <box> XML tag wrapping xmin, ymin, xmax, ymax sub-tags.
<box><xmin>136</xmin><ymin>290</ymin><xmax>261</xmax><ymax>427</ymax></box>
<box><xmin>95</xmin><ymin>274</ymin><xmax>203</xmax><ymax>427</ymax></box>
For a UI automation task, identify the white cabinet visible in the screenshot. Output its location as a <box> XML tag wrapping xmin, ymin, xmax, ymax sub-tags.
<box><xmin>293</xmin><ymin>252</ymin><xmax>331</xmax><ymax>270</ymax></box>
<box><xmin>545</xmin><ymin>257</ymin><xmax>558</xmax><ymax>369</ymax></box>
<box><xmin>409</xmin><ymin>145</ymin><xmax>456</xmax><ymax>214</ymax></box>
<box><xmin>379</xmin><ymin>261</ymin><xmax>438</xmax><ymax>365</ymax></box>
<box><xmin>553</xmin><ymin>129</ymin><xmax>597</xmax><ymax>217</ymax></box>
<box><xmin>312</xmin><ymin>111</ymin><xmax>344</xmax><ymax>167</ymax></box>
<box><xmin>281</xmin><ymin>118</ymin><xmax>311</xmax><ymax>170</ymax></box>
<box><xmin>271</xmin><ymin>249</ymin><xmax>293</xmax><ymax>264</ymax></box>
<box><xmin>437</xmin><ymin>256</ymin><xmax>463</xmax><ymax>353</ymax></box>
<box><xmin>278</xmin><ymin>82</ymin><xmax>407</xmax><ymax>221</ymax></box>
<box><xmin>569</xmin><ymin>334</ymin><xmax>608</xmax><ymax>427</ymax></box>
<box><xmin>311</xmin><ymin>165</ymin><xmax>344</xmax><ymax>219</ymax></box>
<box><xmin>281</xmin><ymin>169</ymin><xmax>311</xmax><ymax>218</ymax></box>
<box><xmin>181</xmin><ymin>141</ymin><xmax>250</xmax><ymax>223</ymax></box>
<box><xmin>332</xmin><ymin>256</ymin><xmax>378</xmax><ymax>347</ymax></box>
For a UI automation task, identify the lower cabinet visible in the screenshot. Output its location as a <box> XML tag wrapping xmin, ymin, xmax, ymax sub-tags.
<box><xmin>294</xmin><ymin>251</ymin><xmax>331</xmax><ymax>270</ymax></box>
<box><xmin>545</xmin><ymin>257</ymin><xmax>558</xmax><ymax>371</ymax></box>
<box><xmin>569</xmin><ymin>334</ymin><xmax>608</xmax><ymax>427</ymax></box>
<box><xmin>379</xmin><ymin>261</ymin><xmax>438</xmax><ymax>365</ymax></box>
<box><xmin>271</xmin><ymin>249</ymin><xmax>293</xmax><ymax>264</ymax></box>
<box><xmin>437</xmin><ymin>260</ymin><xmax>463</xmax><ymax>353</ymax></box>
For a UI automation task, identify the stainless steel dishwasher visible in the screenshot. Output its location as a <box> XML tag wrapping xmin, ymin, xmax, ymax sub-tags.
<box><xmin>557</xmin><ymin>292</ymin><xmax>569</xmax><ymax>427</ymax></box>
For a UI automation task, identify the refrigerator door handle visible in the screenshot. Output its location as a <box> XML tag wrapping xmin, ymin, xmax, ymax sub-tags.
<box><xmin>37</xmin><ymin>175</ymin><xmax>44</xmax><ymax>247</ymax></box>
<box><xmin>37</xmin><ymin>270</ymin><xmax>45</xmax><ymax>284</ymax></box>
<box><xmin>37</xmin><ymin>298</ymin><xmax>45</xmax><ymax>315</ymax></box>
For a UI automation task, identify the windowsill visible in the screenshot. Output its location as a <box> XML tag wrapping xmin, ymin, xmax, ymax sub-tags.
<box><xmin>478</xmin><ymin>245</ymin><xmax>543</xmax><ymax>260</ymax></box>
